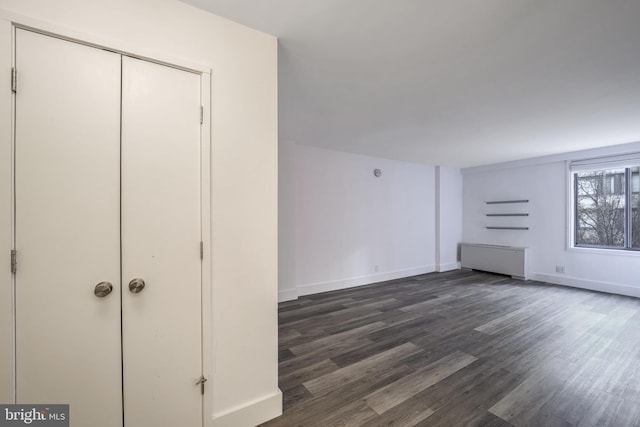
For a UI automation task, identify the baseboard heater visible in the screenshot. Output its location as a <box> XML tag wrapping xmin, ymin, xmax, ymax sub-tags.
<box><xmin>461</xmin><ymin>243</ymin><xmax>529</xmax><ymax>280</ymax></box>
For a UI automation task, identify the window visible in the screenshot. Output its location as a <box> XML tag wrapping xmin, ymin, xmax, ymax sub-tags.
<box><xmin>572</xmin><ymin>155</ymin><xmax>640</xmax><ymax>250</ymax></box>
<box><xmin>632</xmin><ymin>167</ymin><xmax>640</xmax><ymax>248</ymax></box>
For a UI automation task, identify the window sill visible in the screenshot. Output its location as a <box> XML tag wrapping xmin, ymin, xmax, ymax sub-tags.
<box><xmin>567</xmin><ymin>246</ymin><xmax>640</xmax><ymax>257</ymax></box>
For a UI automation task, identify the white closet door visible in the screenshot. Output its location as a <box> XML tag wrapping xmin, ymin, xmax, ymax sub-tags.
<box><xmin>14</xmin><ymin>29</ymin><xmax>122</xmax><ymax>427</ymax></box>
<box><xmin>121</xmin><ymin>56</ymin><xmax>202</xmax><ymax>427</ymax></box>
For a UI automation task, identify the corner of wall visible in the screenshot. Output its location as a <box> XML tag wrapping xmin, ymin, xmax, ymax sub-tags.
<box><xmin>278</xmin><ymin>288</ymin><xmax>298</xmax><ymax>302</ymax></box>
<box><xmin>435</xmin><ymin>165</ymin><xmax>463</xmax><ymax>272</ymax></box>
<box><xmin>436</xmin><ymin>262</ymin><xmax>460</xmax><ymax>272</ymax></box>
<box><xmin>210</xmin><ymin>389</ymin><xmax>282</xmax><ymax>427</ymax></box>
<box><xmin>278</xmin><ymin>139</ymin><xmax>298</xmax><ymax>303</ymax></box>
<box><xmin>435</xmin><ymin>166</ymin><xmax>442</xmax><ymax>268</ymax></box>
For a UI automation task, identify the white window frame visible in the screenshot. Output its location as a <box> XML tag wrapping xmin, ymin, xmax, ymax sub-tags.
<box><xmin>566</xmin><ymin>154</ymin><xmax>640</xmax><ymax>255</ymax></box>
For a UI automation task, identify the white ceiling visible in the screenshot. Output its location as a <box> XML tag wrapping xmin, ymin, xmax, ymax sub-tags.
<box><xmin>181</xmin><ymin>0</ymin><xmax>640</xmax><ymax>168</ymax></box>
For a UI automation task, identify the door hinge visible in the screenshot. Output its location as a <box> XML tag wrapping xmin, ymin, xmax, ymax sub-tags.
<box><xmin>200</xmin><ymin>241</ymin><xmax>204</xmax><ymax>260</ymax></box>
<box><xmin>11</xmin><ymin>67</ymin><xmax>17</xmax><ymax>93</ymax></box>
<box><xmin>10</xmin><ymin>250</ymin><xmax>16</xmax><ymax>274</ymax></box>
<box><xmin>200</xmin><ymin>106</ymin><xmax>203</xmax><ymax>125</ymax></box>
<box><xmin>196</xmin><ymin>375</ymin><xmax>207</xmax><ymax>395</ymax></box>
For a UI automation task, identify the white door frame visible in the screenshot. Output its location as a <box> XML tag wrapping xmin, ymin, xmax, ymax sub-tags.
<box><xmin>1</xmin><ymin>14</ymin><xmax>213</xmax><ymax>423</ymax></box>
<box><xmin>0</xmin><ymin>17</ymin><xmax>15</xmax><ymax>405</ymax></box>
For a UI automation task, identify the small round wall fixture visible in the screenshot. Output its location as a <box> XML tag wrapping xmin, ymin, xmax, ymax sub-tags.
<box><xmin>373</xmin><ymin>168</ymin><xmax>382</xmax><ymax>177</ymax></box>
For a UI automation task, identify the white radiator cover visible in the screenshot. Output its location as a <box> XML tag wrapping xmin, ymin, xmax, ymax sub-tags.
<box><xmin>461</xmin><ymin>243</ymin><xmax>529</xmax><ymax>280</ymax></box>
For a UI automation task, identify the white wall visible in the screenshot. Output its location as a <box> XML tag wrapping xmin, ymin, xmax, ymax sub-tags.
<box><xmin>280</xmin><ymin>143</ymin><xmax>441</xmax><ymax>299</ymax></box>
<box><xmin>0</xmin><ymin>1</ymin><xmax>279</xmax><ymax>426</ymax></box>
<box><xmin>463</xmin><ymin>142</ymin><xmax>640</xmax><ymax>298</ymax></box>
<box><xmin>436</xmin><ymin>166</ymin><xmax>463</xmax><ymax>271</ymax></box>
<box><xmin>278</xmin><ymin>140</ymin><xmax>298</xmax><ymax>301</ymax></box>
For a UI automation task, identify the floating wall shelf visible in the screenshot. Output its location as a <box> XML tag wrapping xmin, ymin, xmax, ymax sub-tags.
<box><xmin>486</xmin><ymin>226</ymin><xmax>530</xmax><ymax>230</ymax></box>
<box><xmin>485</xmin><ymin>199</ymin><xmax>529</xmax><ymax>230</ymax></box>
<box><xmin>486</xmin><ymin>200</ymin><xmax>529</xmax><ymax>204</ymax></box>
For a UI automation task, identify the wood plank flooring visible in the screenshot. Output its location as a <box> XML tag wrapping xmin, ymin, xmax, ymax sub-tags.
<box><xmin>261</xmin><ymin>270</ymin><xmax>640</xmax><ymax>427</ymax></box>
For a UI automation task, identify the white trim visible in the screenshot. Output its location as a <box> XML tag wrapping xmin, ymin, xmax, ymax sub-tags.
<box><xmin>9</xmin><ymin>18</ymin><xmax>15</xmax><ymax>405</ymax></box>
<box><xmin>566</xmin><ymin>246</ymin><xmax>640</xmax><ymax>257</ymax></box>
<box><xmin>297</xmin><ymin>265</ymin><xmax>436</xmax><ymax>297</ymax></box>
<box><xmin>566</xmin><ymin>156</ymin><xmax>640</xmax><ymax>254</ymax></box>
<box><xmin>0</xmin><ymin>9</ymin><xmax>211</xmax><ymax>74</ymax></box>
<box><xmin>435</xmin><ymin>166</ymin><xmax>441</xmax><ymax>268</ymax></box>
<box><xmin>209</xmin><ymin>389</ymin><xmax>282</xmax><ymax>427</ymax></box>
<box><xmin>532</xmin><ymin>273</ymin><xmax>640</xmax><ymax>299</ymax></box>
<box><xmin>5</xmin><ymin>15</ymin><xmax>216</xmax><ymax>424</ymax></box>
<box><xmin>200</xmin><ymin>73</ymin><xmax>214</xmax><ymax>427</ymax></box>
<box><xmin>462</xmin><ymin>140</ymin><xmax>640</xmax><ymax>175</ymax></box>
<box><xmin>565</xmin><ymin>160</ymin><xmax>574</xmax><ymax>251</ymax></box>
<box><xmin>278</xmin><ymin>288</ymin><xmax>298</xmax><ymax>303</ymax></box>
<box><xmin>0</xmin><ymin>17</ymin><xmax>15</xmax><ymax>404</ymax></box>
<box><xmin>436</xmin><ymin>262</ymin><xmax>460</xmax><ymax>272</ymax></box>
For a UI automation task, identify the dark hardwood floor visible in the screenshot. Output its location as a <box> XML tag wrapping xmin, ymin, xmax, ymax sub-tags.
<box><xmin>262</xmin><ymin>269</ymin><xmax>640</xmax><ymax>427</ymax></box>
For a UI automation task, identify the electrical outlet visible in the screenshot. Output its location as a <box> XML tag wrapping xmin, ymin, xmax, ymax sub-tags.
<box><xmin>555</xmin><ymin>265</ymin><xmax>565</xmax><ymax>274</ymax></box>
<box><xmin>374</xmin><ymin>265</ymin><xmax>379</xmax><ymax>273</ymax></box>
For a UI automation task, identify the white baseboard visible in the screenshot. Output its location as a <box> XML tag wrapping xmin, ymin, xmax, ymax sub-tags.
<box><xmin>278</xmin><ymin>288</ymin><xmax>298</xmax><ymax>302</ymax></box>
<box><xmin>436</xmin><ymin>261</ymin><xmax>460</xmax><ymax>272</ymax></box>
<box><xmin>296</xmin><ymin>265</ymin><xmax>436</xmax><ymax>297</ymax></box>
<box><xmin>209</xmin><ymin>389</ymin><xmax>282</xmax><ymax>427</ymax></box>
<box><xmin>532</xmin><ymin>273</ymin><xmax>640</xmax><ymax>299</ymax></box>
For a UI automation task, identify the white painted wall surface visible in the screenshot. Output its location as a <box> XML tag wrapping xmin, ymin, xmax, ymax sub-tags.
<box><xmin>278</xmin><ymin>140</ymin><xmax>298</xmax><ymax>302</ymax></box>
<box><xmin>463</xmin><ymin>148</ymin><xmax>640</xmax><ymax>298</ymax></box>
<box><xmin>291</xmin><ymin>144</ymin><xmax>436</xmax><ymax>297</ymax></box>
<box><xmin>436</xmin><ymin>166</ymin><xmax>463</xmax><ymax>271</ymax></box>
<box><xmin>0</xmin><ymin>1</ymin><xmax>279</xmax><ymax>425</ymax></box>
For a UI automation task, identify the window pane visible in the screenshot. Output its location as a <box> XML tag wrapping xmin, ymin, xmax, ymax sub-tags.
<box><xmin>632</xmin><ymin>167</ymin><xmax>640</xmax><ymax>249</ymax></box>
<box><xmin>575</xmin><ymin>169</ymin><xmax>626</xmax><ymax>247</ymax></box>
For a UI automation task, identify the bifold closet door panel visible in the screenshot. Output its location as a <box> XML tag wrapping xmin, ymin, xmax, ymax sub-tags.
<box><xmin>14</xmin><ymin>29</ymin><xmax>123</xmax><ymax>427</ymax></box>
<box><xmin>121</xmin><ymin>56</ymin><xmax>202</xmax><ymax>427</ymax></box>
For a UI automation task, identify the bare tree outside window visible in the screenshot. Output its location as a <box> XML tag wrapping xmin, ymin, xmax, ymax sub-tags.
<box><xmin>575</xmin><ymin>169</ymin><xmax>625</xmax><ymax>247</ymax></box>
